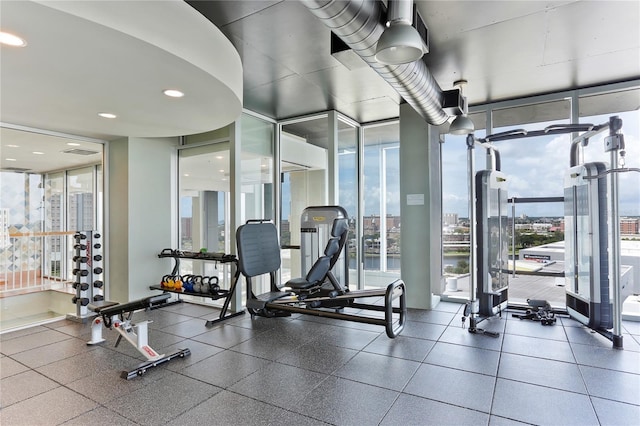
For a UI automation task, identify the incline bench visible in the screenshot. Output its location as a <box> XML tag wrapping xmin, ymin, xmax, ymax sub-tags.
<box><xmin>87</xmin><ymin>293</ymin><xmax>190</xmax><ymax>379</ymax></box>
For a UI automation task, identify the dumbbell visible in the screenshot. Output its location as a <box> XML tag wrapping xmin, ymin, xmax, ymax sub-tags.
<box><xmin>93</xmin><ymin>255</ymin><xmax>102</xmax><ymax>262</ymax></box>
<box><xmin>93</xmin><ymin>243</ymin><xmax>101</xmax><ymax>249</ymax></box>
<box><xmin>93</xmin><ymin>267</ymin><xmax>103</xmax><ymax>274</ymax></box>
<box><xmin>94</xmin><ymin>233</ymin><xmax>101</xmax><ymax>239</ymax></box>
<box><xmin>74</xmin><ymin>244</ymin><xmax>87</xmax><ymax>250</ymax></box>
<box><xmin>73</xmin><ymin>256</ymin><xmax>88</xmax><ymax>263</ymax></box>
<box><xmin>93</xmin><ymin>280</ymin><xmax>103</xmax><ymax>288</ymax></box>
<box><xmin>75</xmin><ymin>234</ymin><xmax>87</xmax><ymax>240</ymax></box>
<box><xmin>72</xmin><ymin>282</ymin><xmax>89</xmax><ymax>291</ymax></box>
<box><xmin>71</xmin><ymin>296</ymin><xmax>90</xmax><ymax>306</ymax></box>
<box><xmin>73</xmin><ymin>269</ymin><xmax>89</xmax><ymax>277</ymax></box>
<box><xmin>93</xmin><ymin>295</ymin><xmax>104</xmax><ymax>302</ymax></box>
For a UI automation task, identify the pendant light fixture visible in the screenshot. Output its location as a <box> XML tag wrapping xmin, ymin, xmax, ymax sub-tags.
<box><xmin>449</xmin><ymin>80</ymin><xmax>475</xmax><ymax>135</ymax></box>
<box><xmin>375</xmin><ymin>0</ymin><xmax>425</xmax><ymax>65</ymax></box>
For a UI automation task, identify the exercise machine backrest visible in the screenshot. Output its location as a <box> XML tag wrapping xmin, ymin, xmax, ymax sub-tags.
<box><xmin>302</xmin><ymin>218</ymin><xmax>349</xmax><ymax>287</ymax></box>
<box><xmin>236</xmin><ymin>221</ymin><xmax>281</xmax><ymax>279</ymax></box>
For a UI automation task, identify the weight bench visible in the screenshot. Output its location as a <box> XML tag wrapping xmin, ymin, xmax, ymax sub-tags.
<box><xmin>87</xmin><ymin>293</ymin><xmax>190</xmax><ymax>379</ymax></box>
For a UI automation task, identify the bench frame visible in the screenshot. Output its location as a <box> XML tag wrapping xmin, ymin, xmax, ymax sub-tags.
<box><xmin>87</xmin><ymin>294</ymin><xmax>190</xmax><ymax>379</ymax></box>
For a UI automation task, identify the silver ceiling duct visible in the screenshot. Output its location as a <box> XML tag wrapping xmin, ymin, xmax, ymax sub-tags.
<box><xmin>301</xmin><ymin>0</ymin><xmax>449</xmax><ymax>126</ymax></box>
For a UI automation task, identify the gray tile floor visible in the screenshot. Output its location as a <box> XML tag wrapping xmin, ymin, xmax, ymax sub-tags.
<box><xmin>1</xmin><ymin>300</ymin><xmax>639</xmax><ymax>425</ymax></box>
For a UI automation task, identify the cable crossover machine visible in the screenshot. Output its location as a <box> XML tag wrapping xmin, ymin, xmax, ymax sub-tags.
<box><xmin>461</xmin><ymin>116</ymin><xmax>637</xmax><ymax>348</ymax></box>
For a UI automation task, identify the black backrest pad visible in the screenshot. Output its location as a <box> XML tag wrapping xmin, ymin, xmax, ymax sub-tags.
<box><xmin>324</xmin><ymin>238</ymin><xmax>340</xmax><ymax>257</ymax></box>
<box><xmin>329</xmin><ymin>218</ymin><xmax>349</xmax><ymax>269</ymax></box>
<box><xmin>331</xmin><ymin>218</ymin><xmax>349</xmax><ymax>237</ymax></box>
<box><xmin>236</xmin><ymin>222</ymin><xmax>281</xmax><ymax>277</ymax></box>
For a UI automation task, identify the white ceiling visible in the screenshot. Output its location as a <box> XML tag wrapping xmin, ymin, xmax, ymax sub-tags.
<box><xmin>1</xmin><ymin>0</ymin><xmax>639</xmax><ymax>174</ymax></box>
<box><xmin>0</xmin><ymin>0</ymin><xmax>243</xmax><ymax>173</ymax></box>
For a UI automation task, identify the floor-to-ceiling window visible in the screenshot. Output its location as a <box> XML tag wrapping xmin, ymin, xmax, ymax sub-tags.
<box><xmin>490</xmin><ymin>100</ymin><xmax>570</xmax><ymax>307</ymax></box>
<box><xmin>440</xmin><ymin>112</ymin><xmax>486</xmax><ymax>299</ymax></box>
<box><xmin>337</xmin><ymin>117</ymin><xmax>359</xmax><ymax>290</ymax></box>
<box><xmin>241</xmin><ymin>113</ymin><xmax>276</xmax><ymax>293</ymax></box>
<box><xmin>279</xmin><ymin>115</ymin><xmax>328</xmax><ymax>282</ymax></box>
<box><xmin>440</xmin><ymin>83</ymin><xmax>640</xmax><ymax>311</ymax></box>
<box><xmin>0</xmin><ymin>172</ymin><xmax>44</xmax><ymax>292</ymax></box>
<box><xmin>44</xmin><ymin>172</ymin><xmax>64</xmax><ymax>280</ymax></box>
<box><xmin>0</xmin><ymin>140</ymin><xmax>103</xmax><ymax>331</ymax></box>
<box><xmin>178</xmin><ymin>139</ymin><xmax>231</xmax><ymax>292</ymax></box>
<box><xmin>66</xmin><ymin>166</ymin><xmax>97</xmax><ymax>282</ymax></box>
<box><xmin>361</xmin><ymin>121</ymin><xmax>401</xmax><ymax>289</ymax></box>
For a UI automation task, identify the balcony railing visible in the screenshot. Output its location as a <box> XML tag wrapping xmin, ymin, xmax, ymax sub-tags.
<box><xmin>0</xmin><ymin>231</ymin><xmax>74</xmax><ymax>295</ymax></box>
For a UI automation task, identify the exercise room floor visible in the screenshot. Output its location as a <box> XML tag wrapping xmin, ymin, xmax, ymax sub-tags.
<box><xmin>1</xmin><ymin>300</ymin><xmax>639</xmax><ymax>425</ymax></box>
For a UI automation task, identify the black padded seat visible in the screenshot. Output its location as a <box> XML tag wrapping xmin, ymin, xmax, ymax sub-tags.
<box><xmin>96</xmin><ymin>293</ymin><xmax>170</xmax><ymax>317</ymax></box>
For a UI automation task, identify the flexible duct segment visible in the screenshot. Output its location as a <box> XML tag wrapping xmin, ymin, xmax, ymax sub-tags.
<box><xmin>301</xmin><ymin>0</ymin><xmax>449</xmax><ymax>125</ymax></box>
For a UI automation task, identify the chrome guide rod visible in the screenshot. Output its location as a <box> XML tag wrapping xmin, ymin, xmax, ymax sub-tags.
<box><xmin>466</xmin><ymin>134</ymin><xmax>478</xmax><ymax>323</ymax></box>
<box><xmin>511</xmin><ymin>198</ymin><xmax>516</xmax><ymax>277</ymax></box>
<box><xmin>606</xmin><ymin>116</ymin><xmax>624</xmax><ymax>349</ymax></box>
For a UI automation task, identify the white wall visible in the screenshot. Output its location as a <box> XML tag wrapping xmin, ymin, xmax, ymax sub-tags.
<box><xmin>399</xmin><ymin>103</ymin><xmax>442</xmax><ymax>309</ymax></box>
<box><xmin>108</xmin><ymin>136</ymin><xmax>178</xmax><ymax>302</ymax></box>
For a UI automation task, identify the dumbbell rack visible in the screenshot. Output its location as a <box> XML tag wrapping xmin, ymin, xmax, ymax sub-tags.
<box><xmin>67</xmin><ymin>231</ymin><xmax>103</xmax><ymax>322</ymax></box>
<box><xmin>150</xmin><ymin>249</ymin><xmax>244</xmax><ymax>326</ymax></box>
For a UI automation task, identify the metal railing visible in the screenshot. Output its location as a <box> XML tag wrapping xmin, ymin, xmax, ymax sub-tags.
<box><xmin>0</xmin><ymin>231</ymin><xmax>74</xmax><ymax>294</ymax></box>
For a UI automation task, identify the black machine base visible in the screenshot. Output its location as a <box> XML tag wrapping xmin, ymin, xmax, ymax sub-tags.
<box><xmin>512</xmin><ymin>299</ymin><xmax>557</xmax><ymax>325</ymax></box>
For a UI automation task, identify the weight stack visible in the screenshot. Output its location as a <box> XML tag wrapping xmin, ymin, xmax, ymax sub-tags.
<box><xmin>66</xmin><ymin>230</ymin><xmax>103</xmax><ymax>322</ymax></box>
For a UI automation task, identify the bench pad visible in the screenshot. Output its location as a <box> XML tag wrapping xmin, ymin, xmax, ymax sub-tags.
<box><xmin>97</xmin><ymin>293</ymin><xmax>170</xmax><ymax>316</ymax></box>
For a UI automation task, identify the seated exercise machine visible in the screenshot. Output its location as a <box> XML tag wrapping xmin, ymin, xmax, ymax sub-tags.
<box><xmin>236</xmin><ymin>216</ymin><xmax>406</xmax><ymax>338</ymax></box>
<box><xmin>87</xmin><ymin>293</ymin><xmax>190</xmax><ymax>379</ymax></box>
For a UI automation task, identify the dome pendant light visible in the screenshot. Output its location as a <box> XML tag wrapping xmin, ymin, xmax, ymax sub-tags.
<box><xmin>449</xmin><ymin>80</ymin><xmax>475</xmax><ymax>135</ymax></box>
<box><xmin>375</xmin><ymin>0</ymin><xmax>425</xmax><ymax>65</ymax></box>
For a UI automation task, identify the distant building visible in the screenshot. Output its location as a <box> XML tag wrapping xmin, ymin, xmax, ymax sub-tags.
<box><xmin>443</xmin><ymin>213</ymin><xmax>458</xmax><ymax>226</ymax></box>
<box><xmin>621</xmin><ymin>217</ymin><xmax>639</xmax><ymax>235</ymax></box>
<box><xmin>181</xmin><ymin>217</ymin><xmax>192</xmax><ymax>240</ymax></box>
<box><xmin>363</xmin><ymin>215</ymin><xmax>400</xmax><ymax>233</ymax></box>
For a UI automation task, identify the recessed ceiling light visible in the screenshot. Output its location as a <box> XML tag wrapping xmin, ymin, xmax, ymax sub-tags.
<box><xmin>0</xmin><ymin>31</ymin><xmax>27</xmax><ymax>47</ymax></box>
<box><xmin>215</xmin><ymin>155</ymin><xmax>224</xmax><ymax>160</ymax></box>
<box><xmin>6</xmin><ymin>158</ymin><xmax>17</xmax><ymax>161</ymax></box>
<box><xmin>66</xmin><ymin>142</ymin><xmax>81</xmax><ymax>146</ymax></box>
<box><xmin>98</xmin><ymin>112</ymin><xmax>117</xmax><ymax>119</ymax></box>
<box><xmin>163</xmin><ymin>89</ymin><xmax>184</xmax><ymax>98</ymax></box>
<box><xmin>6</xmin><ymin>144</ymin><xmax>19</xmax><ymax>148</ymax></box>
<box><xmin>219</xmin><ymin>169</ymin><xmax>225</xmax><ymax>173</ymax></box>
<box><xmin>32</xmin><ymin>151</ymin><xmax>44</xmax><ymax>155</ymax></box>
<box><xmin>183</xmin><ymin>173</ymin><xmax>190</xmax><ymax>177</ymax></box>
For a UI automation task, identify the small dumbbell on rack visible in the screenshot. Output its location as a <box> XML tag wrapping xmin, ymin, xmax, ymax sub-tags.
<box><xmin>92</xmin><ymin>233</ymin><xmax>104</xmax><ymax>302</ymax></box>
